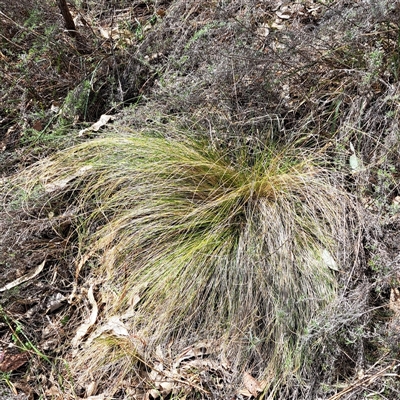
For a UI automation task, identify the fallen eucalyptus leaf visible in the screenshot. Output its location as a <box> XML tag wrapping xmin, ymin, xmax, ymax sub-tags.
<box><xmin>79</xmin><ymin>114</ymin><xmax>115</xmax><ymax>136</ymax></box>
<box><xmin>71</xmin><ymin>285</ymin><xmax>98</xmax><ymax>348</ymax></box>
<box><xmin>243</xmin><ymin>371</ymin><xmax>263</xmax><ymax>397</ymax></box>
<box><xmin>0</xmin><ymin>260</ymin><xmax>46</xmax><ymax>292</ymax></box>
<box><xmin>349</xmin><ymin>142</ymin><xmax>363</xmax><ymax>172</ymax></box>
<box><xmin>44</xmin><ymin>165</ymin><xmax>92</xmax><ymax>192</ymax></box>
<box><xmin>322</xmin><ymin>249</ymin><xmax>339</xmax><ymax>271</ymax></box>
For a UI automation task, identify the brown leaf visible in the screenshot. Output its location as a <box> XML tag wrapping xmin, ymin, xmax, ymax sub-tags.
<box><xmin>45</xmin><ymin>386</ymin><xmax>64</xmax><ymax>398</ymax></box>
<box><xmin>243</xmin><ymin>371</ymin><xmax>263</xmax><ymax>397</ymax></box>
<box><xmin>389</xmin><ymin>288</ymin><xmax>400</xmax><ymax>315</ymax></box>
<box><xmin>238</xmin><ymin>388</ymin><xmax>253</xmax><ymax>397</ymax></box>
<box><xmin>0</xmin><ymin>349</ymin><xmax>29</xmax><ymax>372</ymax></box>
<box><xmin>32</xmin><ymin>120</ymin><xmax>43</xmax><ymax>131</ymax></box>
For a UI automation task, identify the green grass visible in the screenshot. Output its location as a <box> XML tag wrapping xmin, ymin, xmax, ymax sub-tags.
<box><xmin>12</xmin><ymin>127</ymin><xmax>353</xmax><ymax>395</ymax></box>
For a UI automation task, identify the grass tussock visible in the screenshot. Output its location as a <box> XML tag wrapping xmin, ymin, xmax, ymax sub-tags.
<box><xmin>1</xmin><ymin>0</ymin><xmax>399</xmax><ymax>398</ymax></box>
<box><xmin>15</xmin><ymin>128</ymin><xmax>353</xmax><ymax>394</ymax></box>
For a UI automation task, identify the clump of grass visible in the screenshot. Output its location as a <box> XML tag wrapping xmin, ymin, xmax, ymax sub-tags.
<box><xmin>15</xmin><ymin>127</ymin><xmax>353</xmax><ymax>394</ymax></box>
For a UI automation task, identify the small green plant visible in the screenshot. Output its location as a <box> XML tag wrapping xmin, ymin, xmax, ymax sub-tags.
<box><xmin>185</xmin><ymin>22</ymin><xmax>222</xmax><ymax>50</ymax></box>
<box><xmin>23</xmin><ymin>9</ymin><xmax>41</xmax><ymax>29</ymax></box>
<box><xmin>60</xmin><ymin>79</ymin><xmax>92</xmax><ymax>124</ymax></box>
<box><xmin>60</xmin><ymin>315</ymin><xmax>70</xmax><ymax>326</ymax></box>
<box><xmin>0</xmin><ymin>372</ymin><xmax>14</xmax><ymax>393</ymax></box>
<box><xmin>363</xmin><ymin>45</ymin><xmax>384</xmax><ymax>85</ymax></box>
<box><xmin>0</xmin><ymin>308</ymin><xmax>50</xmax><ymax>364</ymax></box>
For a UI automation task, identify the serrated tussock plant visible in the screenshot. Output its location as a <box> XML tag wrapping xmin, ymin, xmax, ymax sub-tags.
<box><xmin>13</xmin><ymin>128</ymin><xmax>353</xmax><ymax>392</ymax></box>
